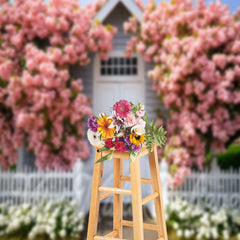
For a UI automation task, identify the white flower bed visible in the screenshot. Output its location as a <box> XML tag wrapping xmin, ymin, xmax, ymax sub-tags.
<box><xmin>0</xmin><ymin>200</ymin><xmax>84</xmax><ymax>239</ymax></box>
<box><xmin>166</xmin><ymin>200</ymin><xmax>240</xmax><ymax>240</ymax></box>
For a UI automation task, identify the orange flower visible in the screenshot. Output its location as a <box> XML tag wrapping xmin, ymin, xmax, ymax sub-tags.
<box><xmin>97</xmin><ymin>115</ymin><xmax>115</xmax><ymax>139</ymax></box>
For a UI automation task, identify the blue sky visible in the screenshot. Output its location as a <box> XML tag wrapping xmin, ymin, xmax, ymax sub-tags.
<box><xmin>79</xmin><ymin>0</ymin><xmax>239</xmax><ymax>12</ymax></box>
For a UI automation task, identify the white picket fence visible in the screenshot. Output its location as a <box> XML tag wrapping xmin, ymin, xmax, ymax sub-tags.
<box><xmin>0</xmin><ymin>168</ymin><xmax>74</xmax><ymax>205</ymax></box>
<box><xmin>168</xmin><ymin>168</ymin><xmax>240</xmax><ymax>210</ymax></box>
<box><xmin>1</xmin><ymin>164</ymin><xmax>240</xmax><ymax>210</ymax></box>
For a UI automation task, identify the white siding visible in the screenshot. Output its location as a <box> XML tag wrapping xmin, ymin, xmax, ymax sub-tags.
<box><xmin>145</xmin><ymin>63</ymin><xmax>161</xmax><ymax>121</ymax></box>
<box><xmin>102</xmin><ymin>3</ymin><xmax>160</xmax><ymax>120</ymax></box>
<box><xmin>103</xmin><ymin>3</ymin><xmax>131</xmax><ymax>51</ymax></box>
<box><xmin>70</xmin><ymin>55</ymin><xmax>94</xmax><ymax>98</ymax></box>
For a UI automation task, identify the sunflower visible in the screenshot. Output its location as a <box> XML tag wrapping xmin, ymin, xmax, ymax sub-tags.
<box><xmin>97</xmin><ymin>115</ymin><xmax>115</xmax><ymax>139</ymax></box>
<box><xmin>129</xmin><ymin>133</ymin><xmax>146</xmax><ymax>146</ymax></box>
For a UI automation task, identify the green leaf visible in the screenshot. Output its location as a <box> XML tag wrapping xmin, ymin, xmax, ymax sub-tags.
<box><xmin>95</xmin><ymin>152</ymin><xmax>113</xmax><ymax>164</ymax></box>
<box><xmin>98</xmin><ymin>146</ymin><xmax>110</xmax><ymax>152</ymax></box>
<box><xmin>129</xmin><ymin>151</ymin><xmax>138</xmax><ymax>163</ymax></box>
<box><xmin>142</xmin><ymin>112</ymin><xmax>148</xmax><ymax>124</ymax></box>
<box><xmin>153</xmin><ymin>122</ymin><xmax>157</xmax><ymax>132</ymax></box>
<box><xmin>150</xmin><ymin>120</ymin><xmax>154</xmax><ymax>128</ymax></box>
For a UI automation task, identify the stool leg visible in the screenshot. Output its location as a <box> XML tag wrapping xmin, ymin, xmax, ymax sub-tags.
<box><xmin>130</xmin><ymin>157</ymin><xmax>144</xmax><ymax>240</ymax></box>
<box><xmin>113</xmin><ymin>158</ymin><xmax>123</xmax><ymax>238</ymax></box>
<box><xmin>87</xmin><ymin>150</ymin><xmax>104</xmax><ymax>240</ymax></box>
<box><xmin>149</xmin><ymin>147</ymin><xmax>168</xmax><ymax>240</ymax></box>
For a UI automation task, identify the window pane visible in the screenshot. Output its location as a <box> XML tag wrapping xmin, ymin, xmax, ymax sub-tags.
<box><xmin>120</xmin><ymin>68</ymin><xmax>124</xmax><ymax>75</ymax></box>
<box><xmin>114</xmin><ymin>58</ymin><xmax>118</xmax><ymax>65</ymax></box>
<box><xmin>107</xmin><ymin>68</ymin><xmax>112</xmax><ymax>75</ymax></box>
<box><xmin>107</xmin><ymin>58</ymin><xmax>112</xmax><ymax>66</ymax></box>
<box><xmin>114</xmin><ymin>68</ymin><xmax>118</xmax><ymax>75</ymax></box>
<box><xmin>101</xmin><ymin>68</ymin><xmax>106</xmax><ymax>75</ymax></box>
<box><xmin>120</xmin><ymin>58</ymin><xmax>124</xmax><ymax>65</ymax></box>
<box><xmin>133</xmin><ymin>67</ymin><xmax>137</xmax><ymax>75</ymax></box>
<box><xmin>100</xmin><ymin>57</ymin><xmax>138</xmax><ymax>76</ymax></box>
<box><xmin>126</xmin><ymin>68</ymin><xmax>131</xmax><ymax>75</ymax></box>
<box><xmin>132</xmin><ymin>57</ymin><xmax>137</xmax><ymax>65</ymax></box>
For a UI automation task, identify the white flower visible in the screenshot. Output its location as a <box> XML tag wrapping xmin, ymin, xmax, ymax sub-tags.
<box><xmin>28</xmin><ymin>232</ymin><xmax>34</xmax><ymax>240</ymax></box>
<box><xmin>179</xmin><ymin>211</ymin><xmax>186</xmax><ymax>219</ymax></box>
<box><xmin>177</xmin><ymin>229</ymin><xmax>183</xmax><ymax>237</ymax></box>
<box><xmin>62</xmin><ymin>215</ymin><xmax>68</xmax><ymax>225</ymax></box>
<box><xmin>211</xmin><ymin>227</ymin><xmax>218</xmax><ymax>239</ymax></box>
<box><xmin>223</xmin><ymin>230</ymin><xmax>229</xmax><ymax>240</ymax></box>
<box><xmin>50</xmin><ymin>232</ymin><xmax>55</xmax><ymax>239</ymax></box>
<box><xmin>173</xmin><ymin>223</ymin><xmax>179</xmax><ymax>230</ymax></box>
<box><xmin>48</xmin><ymin>218</ymin><xmax>56</xmax><ymax>226</ymax></box>
<box><xmin>184</xmin><ymin>229</ymin><xmax>192</xmax><ymax>239</ymax></box>
<box><xmin>78</xmin><ymin>212</ymin><xmax>84</xmax><ymax>219</ymax></box>
<box><xmin>70</xmin><ymin>200</ymin><xmax>77</xmax><ymax>208</ymax></box>
<box><xmin>46</xmin><ymin>225</ymin><xmax>52</xmax><ymax>234</ymax></box>
<box><xmin>131</xmin><ymin>125</ymin><xmax>145</xmax><ymax>135</ymax></box>
<box><xmin>87</xmin><ymin>129</ymin><xmax>103</xmax><ymax>146</ymax></box>
<box><xmin>139</xmin><ymin>104</ymin><xmax>145</xmax><ymax>110</ymax></box>
<box><xmin>24</xmin><ymin>216</ymin><xmax>31</xmax><ymax>225</ymax></box>
<box><xmin>78</xmin><ymin>224</ymin><xmax>84</xmax><ymax>231</ymax></box>
<box><xmin>60</xmin><ymin>229</ymin><xmax>66</xmax><ymax>238</ymax></box>
<box><xmin>237</xmin><ymin>233</ymin><xmax>240</xmax><ymax>240</ymax></box>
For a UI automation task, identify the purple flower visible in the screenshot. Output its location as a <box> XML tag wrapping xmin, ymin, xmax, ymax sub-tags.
<box><xmin>125</xmin><ymin>135</ymin><xmax>131</xmax><ymax>146</ymax></box>
<box><xmin>88</xmin><ymin>116</ymin><xmax>98</xmax><ymax>132</ymax></box>
<box><xmin>132</xmin><ymin>144</ymin><xmax>141</xmax><ymax>153</ymax></box>
<box><xmin>125</xmin><ymin>145</ymin><xmax>130</xmax><ymax>152</ymax></box>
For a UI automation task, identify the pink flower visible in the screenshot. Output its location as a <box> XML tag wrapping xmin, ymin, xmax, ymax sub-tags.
<box><xmin>113</xmin><ymin>100</ymin><xmax>132</xmax><ymax>119</ymax></box>
<box><xmin>125</xmin><ymin>113</ymin><xmax>137</xmax><ymax>127</ymax></box>
<box><xmin>136</xmin><ymin>42</ymin><xmax>146</xmax><ymax>54</ymax></box>
<box><xmin>213</xmin><ymin>54</ymin><xmax>226</xmax><ymax>69</ymax></box>
<box><xmin>136</xmin><ymin>110</ymin><xmax>145</xmax><ymax>117</ymax></box>
<box><xmin>137</xmin><ymin>119</ymin><xmax>146</xmax><ymax>128</ymax></box>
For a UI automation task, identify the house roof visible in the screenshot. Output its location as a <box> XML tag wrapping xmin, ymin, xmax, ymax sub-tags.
<box><xmin>94</xmin><ymin>0</ymin><xmax>143</xmax><ymax>22</ymax></box>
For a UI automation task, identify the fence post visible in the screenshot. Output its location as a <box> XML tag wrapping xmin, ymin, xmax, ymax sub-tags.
<box><xmin>160</xmin><ymin>158</ymin><xmax>168</xmax><ymax>208</ymax></box>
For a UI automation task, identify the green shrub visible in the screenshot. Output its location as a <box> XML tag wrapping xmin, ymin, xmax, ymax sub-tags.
<box><xmin>217</xmin><ymin>145</ymin><xmax>240</xmax><ymax>170</ymax></box>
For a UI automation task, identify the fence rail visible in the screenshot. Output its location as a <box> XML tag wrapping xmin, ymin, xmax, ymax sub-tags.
<box><xmin>1</xmin><ymin>164</ymin><xmax>240</xmax><ymax>210</ymax></box>
<box><xmin>0</xmin><ymin>170</ymin><xmax>75</xmax><ymax>206</ymax></box>
<box><xmin>168</xmin><ymin>168</ymin><xmax>240</xmax><ymax>210</ymax></box>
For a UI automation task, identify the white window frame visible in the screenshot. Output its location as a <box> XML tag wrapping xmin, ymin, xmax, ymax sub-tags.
<box><xmin>93</xmin><ymin>51</ymin><xmax>146</xmax><ymax>114</ymax></box>
<box><xmin>94</xmin><ymin>51</ymin><xmax>145</xmax><ymax>83</ymax></box>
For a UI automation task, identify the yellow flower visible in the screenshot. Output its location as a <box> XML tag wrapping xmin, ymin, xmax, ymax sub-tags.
<box><xmin>130</xmin><ymin>133</ymin><xmax>146</xmax><ymax>146</ymax></box>
<box><xmin>97</xmin><ymin>115</ymin><xmax>115</xmax><ymax>139</ymax></box>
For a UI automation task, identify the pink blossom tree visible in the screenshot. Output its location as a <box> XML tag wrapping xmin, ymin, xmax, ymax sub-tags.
<box><xmin>0</xmin><ymin>0</ymin><xmax>116</xmax><ymax>170</ymax></box>
<box><xmin>124</xmin><ymin>0</ymin><xmax>240</xmax><ymax>187</ymax></box>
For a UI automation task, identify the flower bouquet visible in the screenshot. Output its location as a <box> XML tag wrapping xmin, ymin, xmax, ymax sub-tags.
<box><xmin>87</xmin><ymin>100</ymin><xmax>167</xmax><ymax>163</ymax></box>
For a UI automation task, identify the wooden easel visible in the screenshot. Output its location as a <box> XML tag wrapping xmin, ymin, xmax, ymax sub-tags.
<box><xmin>87</xmin><ymin>144</ymin><xmax>168</xmax><ymax>240</ymax></box>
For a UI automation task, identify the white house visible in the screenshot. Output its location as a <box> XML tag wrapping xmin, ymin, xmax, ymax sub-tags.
<box><xmin>78</xmin><ymin>0</ymin><xmax>159</xmax><ymax>118</ymax></box>
<box><xmin>74</xmin><ymin>0</ymin><xmax>161</xmax><ymax>211</ymax></box>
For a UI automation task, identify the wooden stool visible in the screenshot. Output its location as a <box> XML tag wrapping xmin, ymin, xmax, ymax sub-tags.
<box><xmin>87</xmin><ymin>145</ymin><xmax>168</xmax><ymax>240</ymax></box>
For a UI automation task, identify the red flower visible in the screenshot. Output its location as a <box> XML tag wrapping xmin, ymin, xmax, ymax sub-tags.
<box><xmin>115</xmin><ymin>141</ymin><xmax>125</xmax><ymax>152</ymax></box>
<box><xmin>105</xmin><ymin>138</ymin><xmax>115</xmax><ymax>148</ymax></box>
